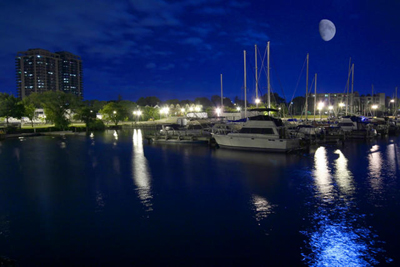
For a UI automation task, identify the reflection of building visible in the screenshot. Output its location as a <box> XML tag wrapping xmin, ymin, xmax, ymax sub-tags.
<box><xmin>16</xmin><ymin>48</ymin><xmax>83</xmax><ymax>99</ymax></box>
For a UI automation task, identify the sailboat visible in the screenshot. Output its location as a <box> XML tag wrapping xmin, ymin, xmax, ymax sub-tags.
<box><xmin>212</xmin><ymin>42</ymin><xmax>301</xmax><ymax>152</ymax></box>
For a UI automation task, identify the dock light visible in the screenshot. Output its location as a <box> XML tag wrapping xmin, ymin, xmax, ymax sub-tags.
<box><xmin>216</xmin><ymin>108</ymin><xmax>221</xmax><ymax>117</ymax></box>
<box><xmin>317</xmin><ymin>102</ymin><xmax>325</xmax><ymax>110</ymax></box>
<box><xmin>237</xmin><ymin>107</ymin><xmax>241</xmax><ymax>111</ymax></box>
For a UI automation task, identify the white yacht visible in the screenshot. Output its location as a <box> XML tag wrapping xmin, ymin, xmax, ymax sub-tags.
<box><xmin>212</xmin><ymin>114</ymin><xmax>300</xmax><ymax>152</ymax></box>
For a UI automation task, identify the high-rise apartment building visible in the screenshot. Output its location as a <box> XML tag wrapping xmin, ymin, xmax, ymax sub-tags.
<box><xmin>16</xmin><ymin>48</ymin><xmax>83</xmax><ymax>99</ymax></box>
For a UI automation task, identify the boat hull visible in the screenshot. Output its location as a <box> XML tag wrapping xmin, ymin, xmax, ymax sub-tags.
<box><xmin>213</xmin><ymin>134</ymin><xmax>300</xmax><ymax>152</ymax></box>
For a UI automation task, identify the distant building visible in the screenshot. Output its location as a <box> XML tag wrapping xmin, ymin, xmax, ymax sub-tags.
<box><xmin>312</xmin><ymin>92</ymin><xmax>386</xmax><ymax>115</ymax></box>
<box><xmin>16</xmin><ymin>48</ymin><xmax>83</xmax><ymax>99</ymax></box>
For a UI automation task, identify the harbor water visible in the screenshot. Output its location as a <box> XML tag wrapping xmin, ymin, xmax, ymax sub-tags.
<box><xmin>0</xmin><ymin>129</ymin><xmax>399</xmax><ymax>266</ymax></box>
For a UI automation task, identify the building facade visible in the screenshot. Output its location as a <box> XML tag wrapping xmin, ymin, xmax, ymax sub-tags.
<box><xmin>16</xmin><ymin>48</ymin><xmax>83</xmax><ymax>99</ymax></box>
<box><xmin>312</xmin><ymin>92</ymin><xmax>386</xmax><ymax>116</ymax></box>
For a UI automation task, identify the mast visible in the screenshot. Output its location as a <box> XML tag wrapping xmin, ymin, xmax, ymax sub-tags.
<box><xmin>220</xmin><ymin>74</ymin><xmax>223</xmax><ymax>109</ymax></box>
<box><xmin>314</xmin><ymin>73</ymin><xmax>317</xmax><ymax>121</ymax></box>
<box><xmin>255</xmin><ymin>44</ymin><xmax>258</xmax><ymax>107</ymax></box>
<box><xmin>371</xmin><ymin>84</ymin><xmax>374</xmax><ymax>116</ymax></box>
<box><xmin>351</xmin><ymin>64</ymin><xmax>354</xmax><ymax>114</ymax></box>
<box><xmin>395</xmin><ymin>87</ymin><xmax>398</xmax><ymax>117</ymax></box>
<box><xmin>305</xmin><ymin>53</ymin><xmax>309</xmax><ymax>120</ymax></box>
<box><xmin>346</xmin><ymin>58</ymin><xmax>351</xmax><ymax>116</ymax></box>
<box><xmin>267</xmin><ymin>41</ymin><xmax>271</xmax><ymax>110</ymax></box>
<box><xmin>244</xmin><ymin>50</ymin><xmax>247</xmax><ymax>118</ymax></box>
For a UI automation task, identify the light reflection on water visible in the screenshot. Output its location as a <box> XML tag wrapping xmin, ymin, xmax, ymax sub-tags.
<box><xmin>251</xmin><ymin>194</ymin><xmax>273</xmax><ymax>224</ymax></box>
<box><xmin>132</xmin><ymin>129</ymin><xmax>153</xmax><ymax>213</ymax></box>
<box><xmin>368</xmin><ymin>145</ymin><xmax>383</xmax><ymax>192</ymax></box>
<box><xmin>302</xmin><ymin>146</ymin><xmax>388</xmax><ymax>266</ymax></box>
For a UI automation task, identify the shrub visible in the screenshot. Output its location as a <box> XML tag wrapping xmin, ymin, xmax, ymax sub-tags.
<box><xmin>87</xmin><ymin>119</ymin><xmax>105</xmax><ymax>131</ymax></box>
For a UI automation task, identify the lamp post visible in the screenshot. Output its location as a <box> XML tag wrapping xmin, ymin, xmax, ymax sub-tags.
<box><xmin>339</xmin><ymin>103</ymin><xmax>345</xmax><ymax>116</ymax></box>
<box><xmin>318</xmin><ymin>102</ymin><xmax>324</xmax><ymax>121</ymax></box>
<box><xmin>372</xmin><ymin>105</ymin><xmax>378</xmax><ymax>117</ymax></box>
<box><xmin>390</xmin><ymin>99</ymin><xmax>395</xmax><ymax>115</ymax></box>
<box><xmin>216</xmin><ymin>108</ymin><xmax>221</xmax><ymax>117</ymax></box>
<box><xmin>133</xmin><ymin>110</ymin><xmax>141</xmax><ymax>122</ymax></box>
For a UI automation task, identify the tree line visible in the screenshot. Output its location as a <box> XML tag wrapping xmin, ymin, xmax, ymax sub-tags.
<box><xmin>0</xmin><ymin>91</ymin><xmax>303</xmax><ymax>130</ymax></box>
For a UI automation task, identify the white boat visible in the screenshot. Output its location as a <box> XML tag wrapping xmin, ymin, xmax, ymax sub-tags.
<box><xmin>212</xmin><ymin>112</ymin><xmax>300</xmax><ymax>152</ymax></box>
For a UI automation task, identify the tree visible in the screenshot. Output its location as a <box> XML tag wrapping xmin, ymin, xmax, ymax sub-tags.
<box><xmin>0</xmin><ymin>93</ymin><xmax>24</xmax><ymax>127</ymax></box>
<box><xmin>142</xmin><ymin>106</ymin><xmax>159</xmax><ymax>121</ymax></box>
<box><xmin>164</xmin><ymin>99</ymin><xmax>180</xmax><ymax>106</ymax></box>
<box><xmin>119</xmin><ymin>100</ymin><xmax>138</xmax><ymax>120</ymax></box>
<box><xmin>211</xmin><ymin>95</ymin><xmax>222</xmax><ymax>107</ymax></box>
<box><xmin>194</xmin><ymin>97</ymin><xmax>213</xmax><ymax>108</ymax></box>
<box><xmin>40</xmin><ymin>91</ymin><xmax>81</xmax><ymax>130</ymax></box>
<box><xmin>22</xmin><ymin>101</ymin><xmax>36</xmax><ymax>127</ymax></box>
<box><xmin>74</xmin><ymin>106</ymin><xmax>97</xmax><ymax>132</ymax></box>
<box><xmin>100</xmin><ymin>102</ymin><xmax>128</xmax><ymax>126</ymax></box>
<box><xmin>137</xmin><ymin>96</ymin><xmax>160</xmax><ymax>107</ymax></box>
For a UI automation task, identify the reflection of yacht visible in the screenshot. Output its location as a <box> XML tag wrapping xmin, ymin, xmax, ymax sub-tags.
<box><xmin>212</xmin><ymin>113</ymin><xmax>300</xmax><ymax>152</ymax></box>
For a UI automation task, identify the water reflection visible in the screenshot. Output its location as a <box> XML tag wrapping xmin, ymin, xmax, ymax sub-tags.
<box><xmin>368</xmin><ymin>145</ymin><xmax>383</xmax><ymax>191</ymax></box>
<box><xmin>333</xmin><ymin>150</ymin><xmax>354</xmax><ymax>196</ymax></box>
<box><xmin>132</xmin><ymin>129</ymin><xmax>153</xmax><ymax>214</ymax></box>
<box><xmin>313</xmin><ymin>147</ymin><xmax>333</xmax><ymax>201</ymax></box>
<box><xmin>302</xmin><ymin>146</ymin><xmax>385</xmax><ymax>266</ymax></box>
<box><xmin>251</xmin><ymin>194</ymin><xmax>273</xmax><ymax>224</ymax></box>
<box><xmin>386</xmin><ymin>144</ymin><xmax>397</xmax><ymax>178</ymax></box>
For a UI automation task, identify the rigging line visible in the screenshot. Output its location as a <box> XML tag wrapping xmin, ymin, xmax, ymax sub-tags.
<box><xmin>291</xmin><ymin>55</ymin><xmax>307</xmax><ymax>103</ymax></box>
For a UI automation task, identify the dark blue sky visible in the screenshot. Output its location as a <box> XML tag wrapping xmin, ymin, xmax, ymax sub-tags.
<box><xmin>1</xmin><ymin>0</ymin><xmax>399</xmax><ymax>103</ymax></box>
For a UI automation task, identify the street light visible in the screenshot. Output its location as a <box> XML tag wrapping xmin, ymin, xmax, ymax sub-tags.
<box><xmin>328</xmin><ymin>105</ymin><xmax>333</xmax><ymax>118</ymax></box>
<box><xmin>318</xmin><ymin>102</ymin><xmax>325</xmax><ymax>121</ymax></box>
<box><xmin>255</xmin><ymin>98</ymin><xmax>260</xmax><ymax>107</ymax></box>
<box><xmin>372</xmin><ymin>105</ymin><xmax>378</xmax><ymax>117</ymax></box>
<box><xmin>236</xmin><ymin>107</ymin><xmax>241</xmax><ymax>112</ymax></box>
<box><xmin>216</xmin><ymin>108</ymin><xmax>221</xmax><ymax>117</ymax></box>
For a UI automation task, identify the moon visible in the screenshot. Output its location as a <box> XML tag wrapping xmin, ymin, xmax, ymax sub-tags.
<box><xmin>319</xmin><ymin>19</ymin><xmax>336</xmax><ymax>41</ymax></box>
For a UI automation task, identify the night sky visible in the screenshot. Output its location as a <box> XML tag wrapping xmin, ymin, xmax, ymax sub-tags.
<box><xmin>1</xmin><ymin>0</ymin><xmax>399</xmax><ymax>103</ymax></box>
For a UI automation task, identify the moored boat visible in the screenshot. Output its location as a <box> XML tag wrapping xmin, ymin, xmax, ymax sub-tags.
<box><xmin>212</xmin><ymin>113</ymin><xmax>300</xmax><ymax>152</ymax></box>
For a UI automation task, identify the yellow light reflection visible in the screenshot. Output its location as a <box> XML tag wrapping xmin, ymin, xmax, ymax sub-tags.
<box><xmin>313</xmin><ymin>147</ymin><xmax>333</xmax><ymax>200</ymax></box>
<box><xmin>368</xmin><ymin>145</ymin><xmax>382</xmax><ymax>191</ymax></box>
<box><xmin>113</xmin><ymin>130</ymin><xmax>118</xmax><ymax>140</ymax></box>
<box><xmin>333</xmin><ymin>150</ymin><xmax>354</xmax><ymax>195</ymax></box>
<box><xmin>252</xmin><ymin>194</ymin><xmax>273</xmax><ymax>224</ymax></box>
<box><xmin>132</xmin><ymin>129</ymin><xmax>153</xmax><ymax>213</ymax></box>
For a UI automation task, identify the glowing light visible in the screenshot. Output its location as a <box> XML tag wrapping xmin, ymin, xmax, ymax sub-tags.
<box><xmin>318</xmin><ymin>102</ymin><xmax>325</xmax><ymax>110</ymax></box>
<box><xmin>132</xmin><ymin>129</ymin><xmax>153</xmax><ymax>213</ymax></box>
<box><xmin>252</xmin><ymin>194</ymin><xmax>273</xmax><ymax>223</ymax></box>
<box><xmin>328</xmin><ymin>106</ymin><xmax>333</xmax><ymax>110</ymax></box>
<box><xmin>216</xmin><ymin>108</ymin><xmax>221</xmax><ymax>117</ymax></box>
<box><xmin>181</xmin><ymin>108</ymin><xmax>185</xmax><ymax>113</ymax></box>
<box><xmin>237</xmin><ymin>107</ymin><xmax>241</xmax><ymax>111</ymax></box>
<box><xmin>313</xmin><ymin>146</ymin><xmax>333</xmax><ymax>199</ymax></box>
<box><xmin>368</xmin><ymin>145</ymin><xmax>383</xmax><ymax>191</ymax></box>
<box><xmin>333</xmin><ymin>150</ymin><xmax>354</xmax><ymax>195</ymax></box>
<box><xmin>371</xmin><ymin>105</ymin><xmax>378</xmax><ymax>110</ymax></box>
<box><xmin>339</xmin><ymin>103</ymin><xmax>345</xmax><ymax>107</ymax></box>
<box><xmin>255</xmin><ymin>98</ymin><xmax>260</xmax><ymax>104</ymax></box>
